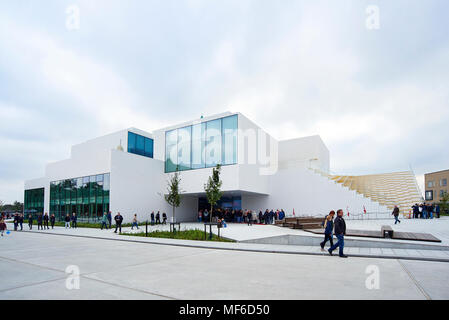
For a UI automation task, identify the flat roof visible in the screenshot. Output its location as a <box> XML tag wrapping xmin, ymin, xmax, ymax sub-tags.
<box><xmin>425</xmin><ymin>169</ymin><xmax>449</xmax><ymax>176</ymax></box>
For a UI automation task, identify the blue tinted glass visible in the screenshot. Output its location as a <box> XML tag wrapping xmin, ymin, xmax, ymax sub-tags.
<box><xmin>127</xmin><ymin>132</ymin><xmax>136</xmax><ymax>153</ymax></box>
<box><xmin>144</xmin><ymin>138</ymin><xmax>154</xmax><ymax>158</ymax></box>
<box><xmin>165</xmin><ymin>129</ymin><xmax>178</xmax><ymax>172</ymax></box>
<box><xmin>205</xmin><ymin>119</ymin><xmax>222</xmax><ymax>167</ymax></box>
<box><xmin>177</xmin><ymin>126</ymin><xmax>191</xmax><ymax>171</ymax></box>
<box><xmin>136</xmin><ymin>134</ymin><xmax>145</xmax><ymax>155</ymax></box>
<box><xmin>222</xmin><ymin>115</ymin><xmax>238</xmax><ymax>165</ymax></box>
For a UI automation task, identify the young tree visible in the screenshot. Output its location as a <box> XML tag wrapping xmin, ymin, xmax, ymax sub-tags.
<box><xmin>204</xmin><ymin>164</ymin><xmax>223</xmax><ymax>223</ymax></box>
<box><xmin>440</xmin><ymin>192</ymin><xmax>449</xmax><ymax>215</ymax></box>
<box><xmin>164</xmin><ymin>172</ymin><xmax>182</xmax><ymax>226</ymax></box>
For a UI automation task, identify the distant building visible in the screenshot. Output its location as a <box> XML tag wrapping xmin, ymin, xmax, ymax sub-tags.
<box><xmin>425</xmin><ymin>169</ymin><xmax>449</xmax><ymax>203</ymax></box>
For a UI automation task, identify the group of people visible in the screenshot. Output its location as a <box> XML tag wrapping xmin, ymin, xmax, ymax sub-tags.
<box><xmin>319</xmin><ymin>209</ymin><xmax>348</xmax><ymax>258</ymax></box>
<box><xmin>411</xmin><ymin>203</ymin><xmax>441</xmax><ymax>219</ymax></box>
<box><xmin>10</xmin><ymin>212</ymin><xmax>58</xmax><ymax>231</ymax></box>
<box><xmin>197</xmin><ymin>208</ymin><xmax>286</xmax><ymax>225</ymax></box>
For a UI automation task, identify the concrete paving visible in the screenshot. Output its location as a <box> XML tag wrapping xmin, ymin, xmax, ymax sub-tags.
<box><xmin>1</xmin><ymin>231</ymin><xmax>449</xmax><ymax>299</ymax></box>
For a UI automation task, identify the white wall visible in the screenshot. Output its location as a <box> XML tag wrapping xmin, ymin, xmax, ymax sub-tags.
<box><xmin>242</xmin><ymin>166</ymin><xmax>388</xmax><ymax>216</ymax></box>
<box><xmin>110</xmin><ymin>149</ymin><xmax>198</xmax><ymax>223</ymax></box>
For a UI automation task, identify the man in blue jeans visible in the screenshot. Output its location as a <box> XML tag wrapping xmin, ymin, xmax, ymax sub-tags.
<box><xmin>328</xmin><ymin>209</ymin><xmax>348</xmax><ymax>258</ymax></box>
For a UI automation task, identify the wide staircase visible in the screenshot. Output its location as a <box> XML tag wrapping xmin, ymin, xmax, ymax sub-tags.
<box><xmin>275</xmin><ymin>217</ymin><xmax>323</xmax><ymax>230</ymax></box>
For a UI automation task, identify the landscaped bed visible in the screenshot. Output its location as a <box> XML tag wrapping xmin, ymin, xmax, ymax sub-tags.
<box><xmin>120</xmin><ymin>229</ymin><xmax>235</xmax><ymax>242</ymax></box>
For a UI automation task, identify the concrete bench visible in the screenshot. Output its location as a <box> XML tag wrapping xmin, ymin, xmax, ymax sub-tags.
<box><xmin>381</xmin><ymin>225</ymin><xmax>394</xmax><ymax>238</ymax></box>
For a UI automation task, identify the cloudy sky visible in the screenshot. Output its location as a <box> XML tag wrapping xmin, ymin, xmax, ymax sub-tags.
<box><xmin>1</xmin><ymin>0</ymin><xmax>448</xmax><ymax>203</ymax></box>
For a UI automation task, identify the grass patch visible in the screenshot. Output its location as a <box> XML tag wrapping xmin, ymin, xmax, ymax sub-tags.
<box><xmin>47</xmin><ymin>221</ymin><xmax>133</xmax><ymax>229</ymax></box>
<box><xmin>121</xmin><ymin>229</ymin><xmax>235</xmax><ymax>242</ymax></box>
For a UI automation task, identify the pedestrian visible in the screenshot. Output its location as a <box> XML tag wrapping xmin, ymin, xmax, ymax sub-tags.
<box><xmin>203</xmin><ymin>209</ymin><xmax>209</xmax><ymax>222</ymax></box>
<box><xmin>43</xmin><ymin>212</ymin><xmax>49</xmax><ymax>230</ymax></box>
<box><xmin>422</xmin><ymin>203</ymin><xmax>428</xmax><ymax>219</ymax></box>
<box><xmin>107</xmin><ymin>211</ymin><xmax>112</xmax><ymax>228</ymax></box>
<box><xmin>131</xmin><ymin>214</ymin><xmax>139</xmax><ymax>230</ymax></box>
<box><xmin>392</xmin><ymin>206</ymin><xmax>400</xmax><ymax>224</ymax></box>
<box><xmin>64</xmin><ymin>213</ymin><xmax>71</xmax><ymax>228</ymax></box>
<box><xmin>37</xmin><ymin>213</ymin><xmax>44</xmax><ymax>230</ymax></box>
<box><xmin>247</xmin><ymin>210</ymin><xmax>253</xmax><ymax>226</ymax></box>
<box><xmin>50</xmin><ymin>214</ymin><xmax>56</xmax><ymax>229</ymax></box>
<box><xmin>28</xmin><ymin>214</ymin><xmax>33</xmax><ymax>230</ymax></box>
<box><xmin>101</xmin><ymin>212</ymin><xmax>109</xmax><ymax>230</ymax></box>
<box><xmin>198</xmin><ymin>210</ymin><xmax>202</xmax><ymax>223</ymax></box>
<box><xmin>0</xmin><ymin>218</ymin><xmax>6</xmax><ymax>236</ymax></box>
<box><xmin>156</xmin><ymin>211</ymin><xmax>161</xmax><ymax>224</ymax></box>
<box><xmin>436</xmin><ymin>204</ymin><xmax>440</xmax><ymax>219</ymax></box>
<box><xmin>320</xmin><ymin>211</ymin><xmax>335</xmax><ymax>251</ymax></box>
<box><xmin>71</xmin><ymin>212</ymin><xmax>77</xmax><ymax>229</ymax></box>
<box><xmin>162</xmin><ymin>212</ymin><xmax>167</xmax><ymax>224</ymax></box>
<box><xmin>328</xmin><ymin>209</ymin><xmax>347</xmax><ymax>258</ymax></box>
<box><xmin>13</xmin><ymin>213</ymin><xmax>19</xmax><ymax>231</ymax></box>
<box><xmin>279</xmin><ymin>209</ymin><xmax>285</xmax><ymax>221</ymax></box>
<box><xmin>114</xmin><ymin>212</ymin><xmax>123</xmax><ymax>233</ymax></box>
<box><xmin>19</xmin><ymin>214</ymin><xmax>24</xmax><ymax>231</ymax></box>
<box><xmin>150</xmin><ymin>211</ymin><xmax>155</xmax><ymax>225</ymax></box>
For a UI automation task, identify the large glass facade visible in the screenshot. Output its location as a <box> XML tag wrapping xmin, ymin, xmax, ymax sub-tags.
<box><xmin>165</xmin><ymin>115</ymin><xmax>238</xmax><ymax>172</ymax></box>
<box><xmin>24</xmin><ymin>188</ymin><xmax>44</xmax><ymax>217</ymax></box>
<box><xmin>50</xmin><ymin>173</ymin><xmax>110</xmax><ymax>222</ymax></box>
<box><xmin>128</xmin><ymin>131</ymin><xmax>153</xmax><ymax>158</ymax></box>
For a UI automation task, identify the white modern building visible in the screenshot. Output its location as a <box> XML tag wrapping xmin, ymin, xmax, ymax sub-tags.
<box><xmin>24</xmin><ymin>111</ymin><xmax>391</xmax><ymax>223</ymax></box>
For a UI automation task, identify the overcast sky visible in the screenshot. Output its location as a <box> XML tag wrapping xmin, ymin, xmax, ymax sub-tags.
<box><xmin>1</xmin><ymin>0</ymin><xmax>448</xmax><ymax>203</ymax></box>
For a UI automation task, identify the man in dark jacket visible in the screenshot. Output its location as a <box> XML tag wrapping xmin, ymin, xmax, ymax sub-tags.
<box><xmin>392</xmin><ymin>206</ymin><xmax>400</xmax><ymax>224</ymax></box>
<box><xmin>114</xmin><ymin>212</ymin><xmax>123</xmax><ymax>233</ymax></box>
<box><xmin>50</xmin><ymin>214</ymin><xmax>56</xmax><ymax>229</ymax></box>
<box><xmin>13</xmin><ymin>213</ymin><xmax>19</xmax><ymax>231</ymax></box>
<box><xmin>28</xmin><ymin>214</ymin><xmax>33</xmax><ymax>230</ymax></box>
<box><xmin>71</xmin><ymin>213</ymin><xmax>77</xmax><ymax>229</ymax></box>
<box><xmin>37</xmin><ymin>213</ymin><xmax>43</xmax><ymax>230</ymax></box>
<box><xmin>328</xmin><ymin>209</ymin><xmax>347</xmax><ymax>258</ymax></box>
<box><xmin>19</xmin><ymin>214</ymin><xmax>24</xmax><ymax>230</ymax></box>
<box><xmin>107</xmin><ymin>211</ymin><xmax>112</xmax><ymax>228</ymax></box>
<box><xmin>156</xmin><ymin>211</ymin><xmax>161</xmax><ymax>224</ymax></box>
<box><xmin>43</xmin><ymin>212</ymin><xmax>49</xmax><ymax>230</ymax></box>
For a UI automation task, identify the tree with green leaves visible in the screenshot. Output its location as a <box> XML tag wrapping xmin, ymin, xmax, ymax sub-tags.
<box><xmin>164</xmin><ymin>172</ymin><xmax>182</xmax><ymax>226</ymax></box>
<box><xmin>0</xmin><ymin>199</ymin><xmax>4</xmax><ymax>212</ymax></box>
<box><xmin>440</xmin><ymin>192</ymin><xmax>449</xmax><ymax>215</ymax></box>
<box><xmin>204</xmin><ymin>164</ymin><xmax>223</xmax><ymax>223</ymax></box>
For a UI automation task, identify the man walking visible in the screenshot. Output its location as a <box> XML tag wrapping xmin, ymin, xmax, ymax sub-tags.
<box><xmin>328</xmin><ymin>209</ymin><xmax>348</xmax><ymax>258</ymax></box>
<box><xmin>28</xmin><ymin>214</ymin><xmax>33</xmax><ymax>230</ymax></box>
<box><xmin>50</xmin><ymin>214</ymin><xmax>56</xmax><ymax>229</ymax></box>
<box><xmin>43</xmin><ymin>212</ymin><xmax>50</xmax><ymax>230</ymax></box>
<box><xmin>13</xmin><ymin>213</ymin><xmax>19</xmax><ymax>231</ymax></box>
<box><xmin>19</xmin><ymin>214</ymin><xmax>24</xmax><ymax>231</ymax></box>
<box><xmin>101</xmin><ymin>212</ymin><xmax>109</xmax><ymax>230</ymax></box>
<box><xmin>156</xmin><ymin>211</ymin><xmax>161</xmax><ymax>224</ymax></box>
<box><xmin>37</xmin><ymin>213</ymin><xmax>44</xmax><ymax>230</ymax></box>
<box><xmin>107</xmin><ymin>211</ymin><xmax>112</xmax><ymax>229</ymax></box>
<box><xmin>392</xmin><ymin>206</ymin><xmax>400</xmax><ymax>224</ymax></box>
<box><xmin>114</xmin><ymin>212</ymin><xmax>123</xmax><ymax>233</ymax></box>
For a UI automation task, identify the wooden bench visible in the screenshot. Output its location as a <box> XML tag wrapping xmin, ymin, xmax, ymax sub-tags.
<box><xmin>381</xmin><ymin>225</ymin><xmax>394</xmax><ymax>238</ymax></box>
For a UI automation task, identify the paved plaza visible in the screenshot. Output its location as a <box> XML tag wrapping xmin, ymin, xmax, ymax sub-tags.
<box><xmin>1</xmin><ymin>225</ymin><xmax>449</xmax><ymax>300</ymax></box>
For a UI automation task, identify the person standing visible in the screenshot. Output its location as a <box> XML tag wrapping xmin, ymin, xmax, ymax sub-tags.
<box><xmin>320</xmin><ymin>211</ymin><xmax>335</xmax><ymax>251</ymax></box>
<box><xmin>50</xmin><ymin>214</ymin><xmax>56</xmax><ymax>229</ymax></box>
<box><xmin>162</xmin><ymin>212</ymin><xmax>167</xmax><ymax>224</ymax></box>
<box><xmin>392</xmin><ymin>206</ymin><xmax>400</xmax><ymax>224</ymax></box>
<box><xmin>198</xmin><ymin>210</ymin><xmax>203</xmax><ymax>223</ymax></box>
<box><xmin>114</xmin><ymin>212</ymin><xmax>123</xmax><ymax>233</ymax></box>
<box><xmin>328</xmin><ymin>209</ymin><xmax>347</xmax><ymax>258</ymax></box>
<box><xmin>203</xmin><ymin>209</ymin><xmax>209</xmax><ymax>222</ymax></box>
<box><xmin>150</xmin><ymin>211</ymin><xmax>155</xmax><ymax>225</ymax></box>
<box><xmin>43</xmin><ymin>212</ymin><xmax>49</xmax><ymax>230</ymax></box>
<box><xmin>13</xmin><ymin>213</ymin><xmax>19</xmax><ymax>231</ymax></box>
<box><xmin>101</xmin><ymin>212</ymin><xmax>109</xmax><ymax>230</ymax></box>
<box><xmin>0</xmin><ymin>218</ymin><xmax>7</xmax><ymax>236</ymax></box>
<box><xmin>71</xmin><ymin>213</ymin><xmax>77</xmax><ymax>229</ymax></box>
<box><xmin>156</xmin><ymin>211</ymin><xmax>161</xmax><ymax>224</ymax></box>
<box><xmin>107</xmin><ymin>211</ymin><xmax>112</xmax><ymax>229</ymax></box>
<box><xmin>64</xmin><ymin>213</ymin><xmax>71</xmax><ymax>229</ymax></box>
<box><xmin>37</xmin><ymin>213</ymin><xmax>44</xmax><ymax>230</ymax></box>
<box><xmin>19</xmin><ymin>214</ymin><xmax>24</xmax><ymax>231</ymax></box>
<box><xmin>131</xmin><ymin>214</ymin><xmax>139</xmax><ymax>230</ymax></box>
<box><xmin>28</xmin><ymin>214</ymin><xmax>33</xmax><ymax>230</ymax></box>
<box><xmin>436</xmin><ymin>204</ymin><xmax>440</xmax><ymax>219</ymax></box>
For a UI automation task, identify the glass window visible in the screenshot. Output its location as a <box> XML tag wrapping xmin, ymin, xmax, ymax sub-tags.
<box><xmin>205</xmin><ymin>119</ymin><xmax>222</xmax><ymax>167</ymax></box>
<box><xmin>144</xmin><ymin>137</ymin><xmax>154</xmax><ymax>158</ymax></box>
<box><xmin>192</xmin><ymin>123</ymin><xmax>205</xmax><ymax>169</ymax></box>
<box><xmin>128</xmin><ymin>132</ymin><xmax>136</xmax><ymax>154</ymax></box>
<box><xmin>165</xmin><ymin>129</ymin><xmax>178</xmax><ymax>172</ymax></box>
<box><xmin>440</xmin><ymin>179</ymin><xmax>447</xmax><ymax>187</ymax></box>
<box><xmin>177</xmin><ymin>126</ymin><xmax>192</xmax><ymax>171</ymax></box>
<box><xmin>136</xmin><ymin>134</ymin><xmax>145</xmax><ymax>156</ymax></box>
<box><xmin>425</xmin><ymin>190</ymin><xmax>433</xmax><ymax>201</ymax></box>
<box><xmin>222</xmin><ymin>115</ymin><xmax>238</xmax><ymax>165</ymax></box>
